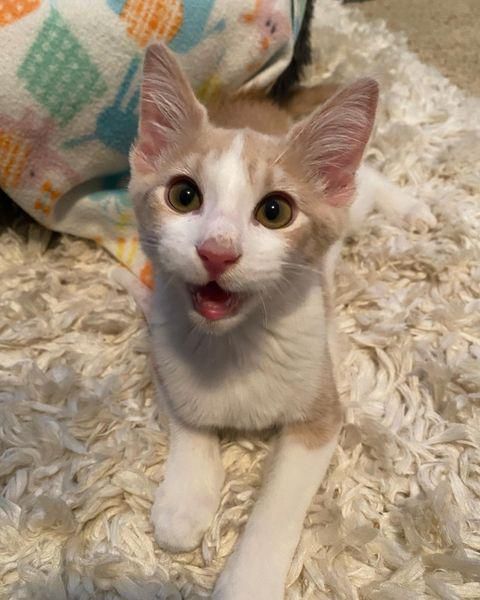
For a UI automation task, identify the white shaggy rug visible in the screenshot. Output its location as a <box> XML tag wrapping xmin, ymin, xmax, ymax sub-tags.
<box><xmin>1</xmin><ymin>1</ymin><xmax>480</xmax><ymax>598</ymax></box>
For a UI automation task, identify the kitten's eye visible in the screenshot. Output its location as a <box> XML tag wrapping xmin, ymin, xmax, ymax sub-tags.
<box><xmin>167</xmin><ymin>178</ymin><xmax>202</xmax><ymax>213</ymax></box>
<box><xmin>254</xmin><ymin>194</ymin><xmax>294</xmax><ymax>229</ymax></box>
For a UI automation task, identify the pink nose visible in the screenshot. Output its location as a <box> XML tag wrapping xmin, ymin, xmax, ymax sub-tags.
<box><xmin>196</xmin><ymin>239</ymin><xmax>240</xmax><ymax>277</ymax></box>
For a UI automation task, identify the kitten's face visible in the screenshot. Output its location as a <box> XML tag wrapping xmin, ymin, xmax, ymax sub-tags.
<box><xmin>134</xmin><ymin>127</ymin><xmax>341</xmax><ymax>332</ymax></box>
<box><xmin>130</xmin><ymin>44</ymin><xmax>378</xmax><ymax>333</ymax></box>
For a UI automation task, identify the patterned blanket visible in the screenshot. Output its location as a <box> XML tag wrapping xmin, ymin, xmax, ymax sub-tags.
<box><xmin>0</xmin><ymin>0</ymin><xmax>305</xmax><ymax>286</ymax></box>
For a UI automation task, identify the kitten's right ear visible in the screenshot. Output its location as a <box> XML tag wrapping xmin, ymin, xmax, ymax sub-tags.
<box><xmin>286</xmin><ymin>78</ymin><xmax>379</xmax><ymax>207</ymax></box>
<box><xmin>131</xmin><ymin>43</ymin><xmax>207</xmax><ymax>174</ymax></box>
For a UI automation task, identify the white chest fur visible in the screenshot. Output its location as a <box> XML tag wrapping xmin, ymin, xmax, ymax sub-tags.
<box><xmin>150</xmin><ymin>282</ymin><xmax>329</xmax><ymax>431</ymax></box>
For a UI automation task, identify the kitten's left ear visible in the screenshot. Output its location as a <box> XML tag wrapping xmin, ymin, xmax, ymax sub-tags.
<box><xmin>131</xmin><ymin>43</ymin><xmax>207</xmax><ymax>174</ymax></box>
<box><xmin>287</xmin><ymin>78</ymin><xmax>379</xmax><ymax>206</ymax></box>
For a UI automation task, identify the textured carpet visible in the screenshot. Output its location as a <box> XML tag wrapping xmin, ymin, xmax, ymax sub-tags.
<box><xmin>1</xmin><ymin>1</ymin><xmax>480</xmax><ymax>598</ymax></box>
<box><xmin>355</xmin><ymin>0</ymin><xmax>480</xmax><ymax>97</ymax></box>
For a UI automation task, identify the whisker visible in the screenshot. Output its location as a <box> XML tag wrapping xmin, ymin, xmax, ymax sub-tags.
<box><xmin>259</xmin><ymin>277</ymin><xmax>305</xmax><ymax>305</ymax></box>
<box><xmin>139</xmin><ymin>237</ymin><xmax>159</xmax><ymax>251</ymax></box>
<box><xmin>259</xmin><ymin>291</ymin><xmax>269</xmax><ymax>329</ymax></box>
<box><xmin>160</xmin><ymin>273</ymin><xmax>174</xmax><ymax>293</ymax></box>
<box><xmin>280</xmin><ymin>261</ymin><xmax>324</xmax><ymax>277</ymax></box>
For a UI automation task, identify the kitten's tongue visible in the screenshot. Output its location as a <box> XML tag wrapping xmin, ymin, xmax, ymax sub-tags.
<box><xmin>192</xmin><ymin>282</ymin><xmax>239</xmax><ymax>321</ymax></box>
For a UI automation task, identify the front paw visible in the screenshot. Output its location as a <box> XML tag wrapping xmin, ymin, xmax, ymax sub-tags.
<box><xmin>382</xmin><ymin>181</ymin><xmax>437</xmax><ymax>231</ymax></box>
<box><xmin>403</xmin><ymin>200</ymin><xmax>437</xmax><ymax>231</ymax></box>
<box><xmin>212</xmin><ymin>559</ymin><xmax>284</xmax><ymax>600</ymax></box>
<box><xmin>152</xmin><ymin>482</ymin><xmax>221</xmax><ymax>553</ymax></box>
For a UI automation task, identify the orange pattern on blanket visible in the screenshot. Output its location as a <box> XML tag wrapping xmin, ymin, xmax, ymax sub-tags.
<box><xmin>120</xmin><ymin>0</ymin><xmax>183</xmax><ymax>47</ymax></box>
<box><xmin>0</xmin><ymin>0</ymin><xmax>40</xmax><ymax>26</ymax></box>
<box><xmin>34</xmin><ymin>180</ymin><xmax>61</xmax><ymax>216</ymax></box>
<box><xmin>140</xmin><ymin>260</ymin><xmax>153</xmax><ymax>289</ymax></box>
<box><xmin>241</xmin><ymin>0</ymin><xmax>261</xmax><ymax>23</ymax></box>
<box><xmin>0</xmin><ymin>131</ymin><xmax>31</xmax><ymax>188</ymax></box>
<box><xmin>114</xmin><ymin>236</ymin><xmax>139</xmax><ymax>267</ymax></box>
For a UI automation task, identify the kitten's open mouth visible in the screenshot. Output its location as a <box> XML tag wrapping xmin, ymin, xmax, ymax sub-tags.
<box><xmin>190</xmin><ymin>282</ymin><xmax>241</xmax><ymax>321</ymax></box>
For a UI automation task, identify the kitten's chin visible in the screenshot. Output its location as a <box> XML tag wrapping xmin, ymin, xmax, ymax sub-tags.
<box><xmin>189</xmin><ymin>309</ymin><xmax>247</xmax><ymax>334</ymax></box>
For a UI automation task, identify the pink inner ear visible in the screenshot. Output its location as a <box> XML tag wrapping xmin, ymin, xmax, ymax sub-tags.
<box><xmin>292</xmin><ymin>78</ymin><xmax>379</xmax><ymax>207</ymax></box>
<box><xmin>131</xmin><ymin>43</ymin><xmax>206</xmax><ymax>173</ymax></box>
<box><xmin>130</xmin><ymin>143</ymin><xmax>156</xmax><ymax>176</ymax></box>
<box><xmin>133</xmin><ymin>101</ymin><xmax>168</xmax><ymax>173</ymax></box>
<box><xmin>322</xmin><ymin>166</ymin><xmax>360</xmax><ymax>207</ymax></box>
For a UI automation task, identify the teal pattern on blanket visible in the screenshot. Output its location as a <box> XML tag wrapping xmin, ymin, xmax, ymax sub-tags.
<box><xmin>169</xmin><ymin>0</ymin><xmax>216</xmax><ymax>53</ymax></box>
<box><xmin>2</xmin><ymin>0</ymin><xmax>301</xmax><ymax>285</ymax></box>
<box><xmin>64</xmin><ymin>57</ymin><xmax>140</xmax><ymax>155</ymax></box>
<box><xmin>106</xmin><ymin>0</ymin><xmax>124</xmax><ymax>13</ymax></box>
<box><xmin>293</xmin><ymin>0</ymin><xmax>308</xmax><ymax>38</ymax></box>
<box><xmin>18</xmin><ymin>8</ymin><xmax>107</xmax><ymax>126</ymax></box>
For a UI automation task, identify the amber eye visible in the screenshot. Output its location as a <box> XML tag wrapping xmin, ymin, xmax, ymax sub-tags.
<box><xmin>167</xmin><ymin>178</ymin><xmax>202</xmax><ymax>213</ymax></box>
<box><xmin>254</xmin><ymin>194</ymin><xmax>294</xmax><ymax>229</ymax></box>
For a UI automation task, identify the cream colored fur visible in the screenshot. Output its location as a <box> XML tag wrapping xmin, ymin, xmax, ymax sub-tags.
<box><xmin>127</xmin><ymin>37</ymin><xmax>387</xmax><ymax>597</ymax></box>
<box><xmin>1</xmin><ymin>2</ymin><xmax>479</xmax><ymax>599</ymax></box>
<box><xmin>143</xmin><ymin>161</ymin><xmax>432</xmax><ymax>600</ymax></box>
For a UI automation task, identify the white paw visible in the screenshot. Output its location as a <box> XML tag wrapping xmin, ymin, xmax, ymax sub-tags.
<box><xmin>212</xmin><ymin>557</ymin><xmax>283</xmax><ymax>600</ymax></box>
<box><xmin>402</xmin><ymin>200</ymin><xmax>437</xmax><ymax>231</ymax></box>
<box><xmin>152</xmin><ymin>480</ymin><xmax>221</xmax><ymax>553</ymax></box>
<box><xmin>388</xmin><ymin>185</ymin><xmax>437</xmax><ymax>231</ymax></box>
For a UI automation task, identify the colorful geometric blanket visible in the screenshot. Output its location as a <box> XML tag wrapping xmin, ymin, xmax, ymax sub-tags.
<box><xmin>0</xmin><ymin>0</ymin><xmax>305</xmax><ymax>287</ymax></box>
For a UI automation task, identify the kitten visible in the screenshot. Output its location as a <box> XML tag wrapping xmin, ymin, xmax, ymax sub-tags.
<box><xmin>128</xmin><ymin>44</ymin><xmax>434</xmax><ymax>600</ymax></box>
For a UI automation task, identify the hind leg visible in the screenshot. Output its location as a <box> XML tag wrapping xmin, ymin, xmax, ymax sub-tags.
<box><xmin>351</xmin><ymin>165</ymin><xmax>437</xmax><ymax>232</ymax></box>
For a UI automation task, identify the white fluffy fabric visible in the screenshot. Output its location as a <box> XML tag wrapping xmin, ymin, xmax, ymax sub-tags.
<box><xmin>1</xmin><ymin>1</ymin><xmax>479</xmax><ymax>598</ymax></box>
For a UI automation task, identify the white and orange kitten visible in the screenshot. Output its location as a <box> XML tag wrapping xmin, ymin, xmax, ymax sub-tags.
<box><xmin>128</xmin><ymin>44</ymin><xmax>435</xmax><ymax>599</ymax></box>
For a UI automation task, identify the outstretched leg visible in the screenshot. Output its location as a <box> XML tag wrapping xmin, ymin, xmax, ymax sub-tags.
<box><xmin>352</xmin><ymin>164</ymin><xmax>437</xmax><ymax>231</ymax></box>
<box><xmin>213</xmin><ymin>414</ymin><xmax>340</xmax><ymax>599</ymax></box>
<box><xmin>152</xmin><ymin>416</ymin><xmax>224</xmax><ymax>552</ymax></box>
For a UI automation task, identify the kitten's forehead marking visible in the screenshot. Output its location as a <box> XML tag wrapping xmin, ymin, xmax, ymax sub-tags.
<box><xmin>202</xmin><ymin>132</ymin><xmax>250</xmax><ymax>214</ymax></box>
